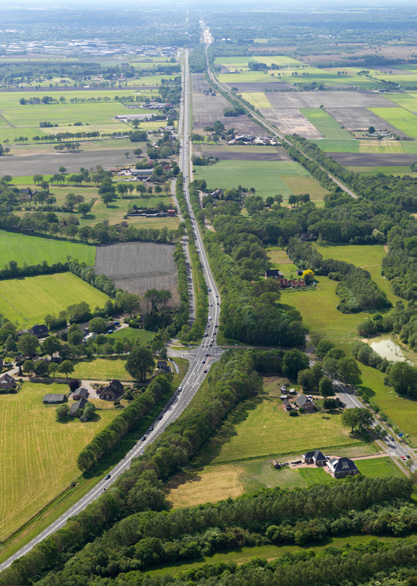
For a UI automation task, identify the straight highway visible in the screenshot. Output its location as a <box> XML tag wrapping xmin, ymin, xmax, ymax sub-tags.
<box><xmin>0</xmin><ymin>48</ymin><xmax>222</xmax><ymax>574</ymax></box>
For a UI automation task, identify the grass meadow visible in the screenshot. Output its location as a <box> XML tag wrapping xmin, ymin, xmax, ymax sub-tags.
<box><xmin>0</xmin><ymin>231</ymin><xmax>96</xmax><ymax>266</ymax></box>
<box><xmin>0</xmin><ymin>382</ymin><xmax>119</xmax><ymax>541</ymax></box>
<box><xmin>0</xmin><ymin>272</ymin><xmax>109</xmax><ymax>326</ymax></box>
<box><xmin>147</xmin><ymin>534</ymin><xmax>417</xmax><ymax>578</ymax></box>
<box><xmin>356</xmin><ymin>457</ymin><xmax>403</xmax><ymax>478</ymax></box>
<box><xmin>301</xmin><ymin>108</ymin><xmax>353</xmax><ymax>139</ymax></box>
<box><xmin>193</xmin><ymin>160</ymin><xmax>311</xmax><ymax>200</ymax></box>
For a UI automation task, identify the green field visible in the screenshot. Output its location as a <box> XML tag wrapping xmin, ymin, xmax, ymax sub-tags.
<box><xmin>370</xmin><ymin>107</ymin><xmax>417</xmax><ymax>138</ymax></box>
<box><xmin>348</xmin><ymin>165</ymin><xmax>414</xmax><ymax>176</ymax></box>
<box><xmin>0</xmin><ymin>272</ymin><xmax>109</xmax><ymax>327</ymax></box>
<box><xmin>0</xmin><ymin>381</ymin><xmax>119</xmax><ymax>541</ymax></box>
<box><xmin>193</xmin><ymin>160</ymin><xmax>309</xmax><ymax>200</ymax></box>
<box><xmin>0</xmin><ymin>231</ymin><xmax>96</xmax><ymax>266</ymax></box>
<box><xmin>359</xmin><ymin>140</ymin><xmax>405</xmax><ymax>153</ymax></box>
<box><xmin>71</xmin><ymin>358</ymin><xmax>133</xmax><ymax>381</ymax></box>
<box><xmin>253</xmin><ymin>56</ymin><xmax>305</xmax><ymax>67</ymax></box>
<box><xmin>385</xmin><ymin>92</ymin><xmax>417</xmax><ymax>112</ymax></box>
<box><xmin>301</xmin><ymin>108</ymin><xmax>353</xmax><ymax>139</ymax></box>
<box><xmin>400</xmin><ymin>141</ymin><xmax>417</xmax><ymax>154</ymax></box>
<box><xmin>310</xmin><ymin>139</ymin><xmax>360</xmax><ymax>153</ymax></box>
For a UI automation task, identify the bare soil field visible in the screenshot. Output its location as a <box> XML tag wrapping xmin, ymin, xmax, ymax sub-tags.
<box><xmin>224</xmin><ymin>81</ymin><xmax>292</xmax><ymax>92</ymax></box>
<box><xmin>0</xmin><ymin>147</ymin><xmax>138</xmax><ymax>176</ymax></box>
<box><xmin>326</xmin><ymin>107</ymin><xmax>408</xmax><ymax>136</ymax></box>
<box><xmin>198</xmin><ymin>144</ymin><xmax>290</xmax><ymax>161</ymax></box>
<box><xmin>266</xmin><ymin>91</ymin><xmax>396</xmax><ymax>110</ymax></box>
<box><xmin>192</xmin><ymin>94</ymin><xmax>260</xmax><ymax>134</ymax></box>
<box><xmin>375</xmin><ymin>66</ymin><xmax>414</xmax><ymax>75</ymax></box>
<box><xmin>299</xmin><ymin>45</ymin><xmax>417</xmax><ymax>64</ymax></box>
<box><xmin>330</xmin><ymin>152</ymin><xmax>417</xmax><ymax>166</ymax></box>
<box><xmin>192</xmin><ymin>73</ymin><xmax>212</xmax><ymax>94</ymax></box>
<box><xmin>95</xmin><ymin>242</ymin><xmax>179</xmax><ymax>306</ymax></box>
<box><xmin>262</xmin><ymin>108</ymin><xmax>322</xmax><ymax>138</ymax></box>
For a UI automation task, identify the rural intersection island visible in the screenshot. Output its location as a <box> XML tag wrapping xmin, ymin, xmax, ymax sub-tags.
<box><xmin>0</xmin><ymin>2</ymin><xmax>417</xmax><ymax>584</ymax></box>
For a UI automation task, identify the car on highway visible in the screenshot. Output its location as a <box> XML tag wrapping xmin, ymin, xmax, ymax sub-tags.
<box><xmin>401</xmin><ymin>455</ymin><xmax>407</xmax><ymax>461</ymax></box>
<box><xmin>178</xmin><ymin>386</ymin><xmax>182</xmax><ymax>391</ymax></box>
<box><xmin>157</xmin><ymin>414</ymin><xmax>163</xmax><ymax>420</ymax></box>
<box><xmin>141</xmin><ymin>436</ymin><xmax>147</xmax><ymax>441</ymax></box>
<box><xmin>105</xmin><ymin>474</ymin><xmax>111</xmax><ymax>480</ymax></box>
<box><xmin>204</xmin><ymin>369</ymin><xmax>208</xmax><ymax>373</ymax></box>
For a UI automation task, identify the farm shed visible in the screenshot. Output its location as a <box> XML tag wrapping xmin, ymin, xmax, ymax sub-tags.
<box><xmin>69</xmin><ymin>397</ymin><xmax>88</xmax><ymax>417</ymax></box>
<box><xmin>43</xmin><ymin>394</ymin><xmax>67</xmax><ymax>404</ymax></box>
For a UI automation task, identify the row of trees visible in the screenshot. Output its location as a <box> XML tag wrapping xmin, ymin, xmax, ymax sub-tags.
<box><xmin>77</xmin><ymin>373</ymin><xmax>170</xmax><ymax>472</ymax></box>
<box><xmin>25</xmin><ymin>477</ymin><xmax>413</xmax><ymax>583</ymax></box>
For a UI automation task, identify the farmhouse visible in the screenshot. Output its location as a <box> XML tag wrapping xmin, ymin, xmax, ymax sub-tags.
<box><xmin>98</xmin><ymin>379</ymin><xmax>124</xmax><ymax>401</ymax></box>
<box><xmin>328</xmin><ymin>457</ymin><xmax>359</xmax><ymax>479</ymax></box>
<box><xmin>283</xmin><ymin>399</ymin><xmax>292</xmax><ymax>412</ymax></box>
<box><xmin>0</xmin><ymin>373</ymin><xmax>16</xmax><ymax>390</ymax></box>
<box><xmin>69</xmin><ymin>397</ymin><xmax>89</xmax><ymax>417</ymax></box>
<box><xmin>43</xmin><ymin>394</ymin><xmax>67</xmax><ymax>404</ymax></box>
<box><xmin>295</xmin><ymin>394</ymin><xmax>316</xmax><ymax>413</ymax></box>
<box><xmin>30</xmin><ymin>324</ymin><xmax>49</xmax><ymax>339</ymax></box>
<box><xmin>72</xmin><ymin>387</ymin><xmax>89</xmax><ymax>400</ymax></box>
<box><xmin>302</xmin><ymin>449</ymin><xmax>327</xmax><ymax>466</ymax></box>
<box><xmin>157</xmin><ymin>360</ymin><xmax>171</xmax><ymax>373</ymax></box>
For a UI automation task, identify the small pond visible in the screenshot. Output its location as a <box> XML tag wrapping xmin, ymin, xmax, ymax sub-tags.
<box><xmin>370</xmin><ymin>337</ymin><xmax>407</xmax><ymax>363</ymax></box>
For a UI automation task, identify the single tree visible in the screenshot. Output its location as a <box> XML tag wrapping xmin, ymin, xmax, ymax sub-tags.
<box><xmin>18</xmin><ymin>334</ymin><xmax>39</xmax><ymax>358</ymax></box>
<box><xmin>34</xmin><ymin>360</ymin><xmax>48</xmax><ymax>376</ymax></box>
<box><xmin>118</xmin><ymin>292</ymin><xmax>141</xmax><ymax>317</ymax></box>
<box><xmin>22</xmin><ymin>359</ymin><xmax>35</xmax><ymax>376</ymax></box>
<box><xmin>125</xmin><ymin>346</ymin><xmax>154</xmax><ymax>382</ymax></box>
<box><xmin>89</xmin><ymin>317</ymin><xmax>107</xmax><ymax>334</ymax></box>
<box><xmin>56</xmin><ymin>404</ymin><xmax>69</xmax><ymax>421</ymax></box>
<box><xmin>60</xmin><ymin>360</ymin><xmax>74</xmax><ymax>378</ymax></box>
<box><xmin>41</xmin><ymin>336</ymin><xmax>61</xmax><ymax>359</ymax></box>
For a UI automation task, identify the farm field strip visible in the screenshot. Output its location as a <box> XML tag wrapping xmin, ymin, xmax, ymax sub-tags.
<box><xmin>241</xmin><ymin>92</ymin><xmax>272</xmax><ymax>109</ymax></box>
<box><xmin>300</xmin><ymin>108</ymin><xmax>353</xmax><ymax>139</ymax></box>
<box><xmin>309</xmin><ymin>139</ymin><xmax>360</xmax><ymax>153</ymax></box>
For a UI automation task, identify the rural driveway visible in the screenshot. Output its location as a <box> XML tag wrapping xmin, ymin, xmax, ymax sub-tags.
<box><xmin>0</xmin><ymin>148</ymin><xmax>139</xmax><ymax>176</ymax></box>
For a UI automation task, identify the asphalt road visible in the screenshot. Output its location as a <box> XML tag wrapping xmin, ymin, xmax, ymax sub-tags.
<box><xmin>0</xmin><ymin>48</ymin><xmax>222</xmax><ymax>574</ymax></box>
<box><xmin>334</xmin><ymin>380</ymin><xmax>416</xmax><ymax>472</ymax></box>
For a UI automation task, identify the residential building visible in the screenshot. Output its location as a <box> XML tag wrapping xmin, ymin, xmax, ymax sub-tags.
<box><xmin>69</xmin><ymin>397</ymin><xmax>89</xmax><ymax>417</ymax></box>
<box><xmin>328</xmin><ymin>457</ymin><xmax>359</xmax><ymax>478</ymax></box>
<box><xmin>72</xmin><ymin>387</ymin><xmax>89</xmax><ymax>400</ymax></box>
<box><xmin>302</xmin><ymin>449</ymin><xmax>327</xmax><ymax>466</ymax></box>
<box><xmin>30</xmin><ymin>324</ymin><xmax>49</xmax><ymax>339</ymax></box>
<box><xmin>98</xmin><ymin>379</ymin><xmax>124</xmax><ymax>401</ymax></box>
<box><xmin>0</xmin><ymin>373</ymin><xmax>16</xmax><ymax>390</ymax></box>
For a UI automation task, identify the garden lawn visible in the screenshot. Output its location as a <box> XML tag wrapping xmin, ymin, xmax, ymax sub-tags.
<box><xmin>193</xmin><ymin>160</ymin><xmax>309</xmax><ymax>200</ymax></box>
<box><xmin>0</xmin><ymin>272</ymin><xmax>109</xmax><ymax>327</ymax></box>
<box><xmin>0</xmin><ymin>382</ymin><xmax>118</xmax><ymax>541</ymax></box>
<box><xmin>107</xmin><ymin>327</ymin><xmax>157</xmax><ymax>344</ymax></box>
<box><xmin>71</xmin><ymin>358</ymin><xmax>132</xmax><ymax>381</ymax></box>
<box><xmin>356</xmin><ymin>457</ymin><xmax>403</xmax><ymax>478</ymax></box>
<box><xmin>0</xmin><ymin>231</ymin><xmax>95</xmax><ymax>266</ymax></box>
<box><xmin>358</xmin><ymin>364</ymin><xmax>417</xmax><ymax>444</ymax></box>
<box><xmin>301</xmin><ymin>108</ymin><xmax>352</xmax><ymax>139</ymax></box>
<box><xmin>369</xmin><ymin>107</ymin><xmax>417</xmax><ymax>138</ymax></box>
